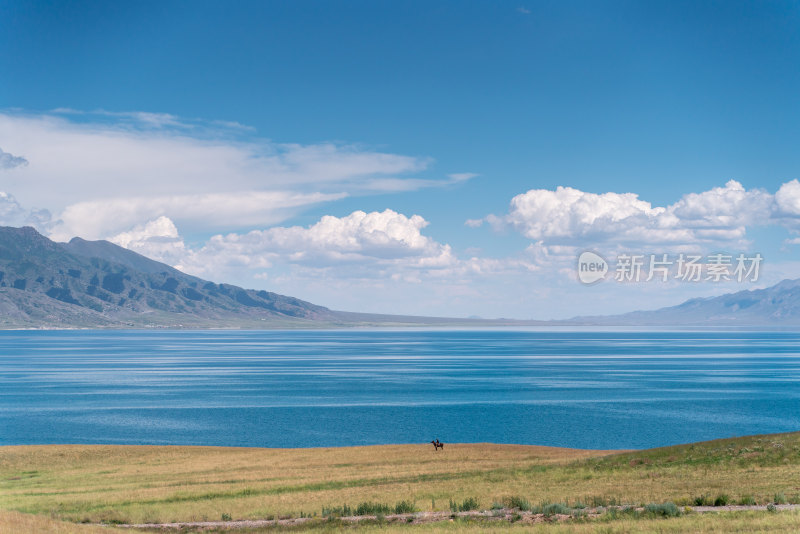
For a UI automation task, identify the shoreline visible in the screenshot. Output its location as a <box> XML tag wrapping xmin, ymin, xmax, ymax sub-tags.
<box><xmin>5</xmin><ymin>428</ymin><xmax>797</xmax><ymax>452</ymax></box>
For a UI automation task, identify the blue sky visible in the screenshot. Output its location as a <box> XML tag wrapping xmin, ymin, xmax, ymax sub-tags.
<box><xmin>1</xmin><ymin>1</ymin><xmax>800</xmax><ymax>318</ymax></box>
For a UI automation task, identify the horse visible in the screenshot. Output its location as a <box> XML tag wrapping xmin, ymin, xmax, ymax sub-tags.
<box><xmin>431</xmin><ymin>439</ymin><xmax>444</xmax><ymax>450</ymax></box>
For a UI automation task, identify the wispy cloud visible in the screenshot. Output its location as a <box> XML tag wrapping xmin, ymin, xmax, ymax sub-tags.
<box><xmin>0</xmin><ymin>110</ymin><xmax>471</xmax><ymax>239</ymax></box>
<box><xmin>447</xmin><ymin>172</ymin><xmax>478</xmax><ymax>183</ymax></box>
<box><xmin>0</xmin><ymin>191</ymin><xmax>52</xmax><ymax>229</ymax></box>
<box><xmin>51</xmin><ymin>108</ymin><xmax>242</xmax><ymax>131</ymax></box>
<box><xmin>50</xmin><ymin>191</ymin><xmax>346</xmax><ymax>241</ymax></box>
<box><xmin>0</xmin><ymin>147</ymin><xmax>28</xmax><ymax>170</ymax></box>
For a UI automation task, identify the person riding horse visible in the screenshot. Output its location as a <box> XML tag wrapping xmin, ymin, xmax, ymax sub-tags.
<box><xmin>430</xmin><ymin>439</ymin><xmax>444</xmax><ymax>450</ymax></box>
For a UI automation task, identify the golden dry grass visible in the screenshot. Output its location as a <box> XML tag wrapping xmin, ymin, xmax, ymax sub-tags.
<box><xmin>2</xmin><ymin>433</ymin><xmax>800</xmax><ymax>531</ymax></box>
<box><xmin>0</xmin><ymin>509</ymin><xmax>127</xmax><ymax>534</ymax></box>
<box><xmin>0</xmin><ymin>442</ymin><xmax>605</xmax><ymax>524</ymax></box>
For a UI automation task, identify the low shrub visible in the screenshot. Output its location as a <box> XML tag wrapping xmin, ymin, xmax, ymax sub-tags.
<box><xmin>713</xmin><ymin>494</ymin><xmax>729</xmax><ymax>506</ymax></box>
<box><xmin>394</xmin><ymin>500</ymin><xmax>416</xmax><ymax>514</ymax></box>
<box><xmin>507</xmin><ymin>496</ymin><xmax>531</xmax><ymax>511</ymax></box>
<box><xmin>644</xmin><ymin>502</ymin><xmax>680</xmax><ymax>518</ymax></box>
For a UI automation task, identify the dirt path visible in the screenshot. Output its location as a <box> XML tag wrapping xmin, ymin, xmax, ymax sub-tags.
<box><xmin>115</xmin><ymin>504</ymin><xmax>800</xmax><ymax>530</ymax></box>
<box><xmin>691</xmin><ymin>504</ymin><xmax>799</xmax><ymax>512</ymax></box>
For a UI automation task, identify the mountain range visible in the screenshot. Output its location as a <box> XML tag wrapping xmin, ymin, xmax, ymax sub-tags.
<box><xmin>0</xmin><ymin>225</ymin><xmax>797</xmax><ymax>328</ymax></box>
<box><xmin>0</xmin><ymin>226</ymin><xmax>511</xmax><ymax>328</ymax></box>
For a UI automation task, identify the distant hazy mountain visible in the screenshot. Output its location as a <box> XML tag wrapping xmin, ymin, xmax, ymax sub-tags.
<box><xmin>573</xmin><ymin>279</ymin><xmax>800</xmax><ymax>326</ymax></box>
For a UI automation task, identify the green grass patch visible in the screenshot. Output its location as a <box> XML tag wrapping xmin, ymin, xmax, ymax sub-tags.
<box><xmin>739</xmin><ymin>494</ymin><xmax>757</xmax><ymax>505</ymax></box>
<box><xmin>449</xmin><ymin>497</ymin><xmax>480</xmax><ymax>512</ymax></box>
<box><xmin>643</xmin><ymin>502</ymin><xmax>681</xmax><ymax>517</ymax></box>
<box><xmin>321</xmin><ymin>500</ymin><xmax>417</xmax><ymax>518</ymax></box>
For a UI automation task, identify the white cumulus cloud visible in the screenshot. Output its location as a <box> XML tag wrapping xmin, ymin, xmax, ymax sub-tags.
<box><xmin>109</xmin><ymin>216</ymin><xmax>188</xmax><ymax>266</ymax></box>
<box><xmin>183</xmin><ymin>209</ymin><xmax>456</xmax><ymax>276</ymax></box>
<box><xmin>503</xmin><ymin>186</ymin><xmax>664</xmax><ymax>241</ymax></box>
<box><xmin>478</xmin><ymin>180</ymin><xmax>781</xmax><ymax>249</ymax></box>
<box><xmin>774</xmin><ymin>179</ymin><xmax>800</xmax><ymax>216</ymax></box>
<box><xmin>102</xmin><ymin>209</ymin><xmax>468</xmax><ymax>285</ymax></box>
<box><xmin>669</xmin><ymin>180</ymin><xmax>773</xmax><ymax>231</ymax></box>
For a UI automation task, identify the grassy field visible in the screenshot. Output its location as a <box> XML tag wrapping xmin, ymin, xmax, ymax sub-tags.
<box><xmin>2</xmin><ymin>432</ymin><xmax>800</xmax><ymax>532</ymax></box>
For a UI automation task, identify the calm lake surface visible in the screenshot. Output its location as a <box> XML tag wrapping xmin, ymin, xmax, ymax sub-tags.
<box><xmin>2</xmin><ymin>329</ymin><xmax>800</xmax><ymax>450</ymax></box>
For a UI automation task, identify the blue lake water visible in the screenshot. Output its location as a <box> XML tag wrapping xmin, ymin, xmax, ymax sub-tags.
<box><xmin>2</xmin><ymin>329</ymin><xmax>800</xmax><ymax>450</ymax></box>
